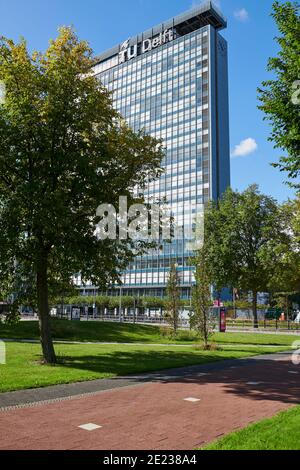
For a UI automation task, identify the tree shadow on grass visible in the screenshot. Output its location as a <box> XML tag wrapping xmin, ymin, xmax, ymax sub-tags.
<box><xmin>51</xmin><ymin>320</ymin><xmax>163</xmax><ymax>343</ymax></box>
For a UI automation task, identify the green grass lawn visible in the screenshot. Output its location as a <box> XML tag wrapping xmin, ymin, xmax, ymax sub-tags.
<box><xmin>203</xmin><ymin>406</ymin><xmax>300</xmax><ymax>450</ymax></box>
<box><xmin>213</xmin><ymin>331</ymin><xmax>298</xmax><ymax>347</ymax></box>
<box><xmin>0</xmin><ymin>342</ymin><xmax>286</xmax><ymax>393</ymax></box>
<box><xmin>0</xmin><ymin>319</ymin><xmax>298</xmax><ymax>347</ymax></box>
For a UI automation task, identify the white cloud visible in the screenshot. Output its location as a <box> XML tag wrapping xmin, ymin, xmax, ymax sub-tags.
<box><xmin>234</xmin><ymin>8</ymin><xmax>249</xmax><ymax>22</ymax></box>
<box><xmin>231</xmin><ymin>138</ymin><xmax>258</xmax><ymax>158</ymax></box>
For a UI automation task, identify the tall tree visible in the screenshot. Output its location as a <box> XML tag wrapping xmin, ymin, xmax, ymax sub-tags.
<box><xmin>291</xmin><ymin>193</ymin><xmax>300</xmax><ymax>245</ymax></box>
<box><xmin>0</xmin><ymin>29</ymin><xmax>164</xmax><ymax>363</ymax></box>
<box><xmin>191</xmin><ymin>249</ymin><xmax>214</xmax><ymax>349</ymax></box>
<box><xmin>204</xmin><ymin>185</ymin><xmax>285</xmax><ymax>328</ymax></box>
<box><xmin>268</xmin><ymin>196</ymin><xmax>300</xmax><ymax>296</ymax></box>
<box><xmin>258</xmin><ymin>1</ymin><xmax>300</xmax><ymax>188</ymax></box>
<box><xmin>165</xmin><ymin>263</ymin><xmax>181</xmax><ymax>335</ymax></box>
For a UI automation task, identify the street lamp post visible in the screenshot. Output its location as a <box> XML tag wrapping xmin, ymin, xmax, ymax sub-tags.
<box><xmin>133</xmin><ymin>298</ymin><xmax>136</xmax><ymax>324</ymax></box>
<box><xmin>93</xmin><ymin>289</ymin><xmax>96</xmax><ymax>320</ymax></box>
<box><xmin>233</xmin><ymin>288</ymin><xmax>238</xmax><ymax>319</ymax></box>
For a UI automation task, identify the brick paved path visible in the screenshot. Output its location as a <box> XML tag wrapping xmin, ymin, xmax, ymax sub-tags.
<box><xmin>0</xmin><ymin>353</ymin><xmax>299</xmax><ymax>450</ymax></box>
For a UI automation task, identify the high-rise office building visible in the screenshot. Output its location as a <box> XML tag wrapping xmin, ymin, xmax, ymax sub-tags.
<box><xmin>81</xmin><ymin>1</ymin><xmax>230</xmax><ymax>299</ymax></box>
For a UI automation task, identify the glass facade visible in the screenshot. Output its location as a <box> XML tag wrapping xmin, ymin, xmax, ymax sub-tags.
<box><xmin>80</xmin><ymin>4</ymin><xmax>230</xmax><ymax>299</ymax></box>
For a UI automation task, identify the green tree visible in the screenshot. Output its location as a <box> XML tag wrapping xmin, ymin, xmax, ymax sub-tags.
<box><xmin>291</xmin><ymin>194</ymin><xmax>300</xmax><ymax>245</ymax></box>
<box><xmin>268</xmin><ymin>197</ymin><xmax>300</xmax><ymax>297</ymax></box>
<box><xmin>165</xmin><ymin>263</ymin><xmax>181</xmax><ymax>335</ymax></box>
<box><xmin>205</xmin><ymin>185</ymin><xmax>285</xmax><ymax>328</ymax></box>
<box><xmin>191</xmin><ymin>249</ymin><xmax>214</xmax><ymax>349</ymax></box>
<box><xmin>258</xmin><ymin>1</ymin><xmax>300</xmax><ymax>188</ymax></box>
<box><xmin>0</xmin><ymin>29</ymin><xmax>164</xmax><ymax>363</ymax></box>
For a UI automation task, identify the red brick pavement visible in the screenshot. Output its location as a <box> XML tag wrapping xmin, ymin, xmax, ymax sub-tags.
<box><xmin>0</xmin><ymin>357</ymin><xmax>299</xmax><ymax>450</ymax></box>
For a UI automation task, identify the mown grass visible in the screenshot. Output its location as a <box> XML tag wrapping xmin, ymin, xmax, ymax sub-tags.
<box><xmin>0</xmin><ymin>319</ymin><xmax>165</xmax><ymax>343</ymax></box>
<box><xmin>0</xmin><ymin>319</ymin><xmax>297</xmax><ymax>347</ymax></box>
<box><xmin>0</xmin><ymin>342</ymin><xmax>286</xmax><ymax>393</ymax></box>
<box><xmin>203</xmin><ymin>406</ymin><xmax>300</xmax><ymax>450</ymax></box>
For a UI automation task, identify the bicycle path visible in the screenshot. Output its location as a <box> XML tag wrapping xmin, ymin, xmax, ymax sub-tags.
<box><xmin>0</xmin><ymin>351</ymin><xmax>299</xmax><ymax>450</ymax></box>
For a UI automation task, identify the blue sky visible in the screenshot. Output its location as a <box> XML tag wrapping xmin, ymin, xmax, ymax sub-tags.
<box><xmin>0</xmin><ymin>0</ymin><xmax>296</xmax><ymax>202</ymax></box>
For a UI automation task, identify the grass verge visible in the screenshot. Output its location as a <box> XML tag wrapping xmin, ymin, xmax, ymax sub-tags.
<box><xmin>203</xmin><ymin>406</ymin><xmax>300</xmax><ymax>450</ymax></box>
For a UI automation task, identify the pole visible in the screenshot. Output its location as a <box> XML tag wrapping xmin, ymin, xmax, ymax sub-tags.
<box><xmin>119</xmin><ymin>285</ymin><xmax>122</xmax><ymax>323</ymax></box>
<box><xmin>138</xmin><ymin>290</ymin><xmax>141</xmax><ymax>321</ymax></box>
<box><xmin>233</xmin><ymin>289</ymin><xmax>235</xmax><ymax>319</ymax></box>
<box><xmin>93</xmin><ymin>289</ymin><xmax>96</xmax><ymax>320</ymax></box>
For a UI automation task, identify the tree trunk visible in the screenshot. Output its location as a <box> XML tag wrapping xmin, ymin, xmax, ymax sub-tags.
<box><xmin>37</xmin><ymin>252</ymin><xmax>57</xmax><ymax>364</ymax></box>
<box><xmin>173</xmin><ymin>301</ymin><xmax>178</xmax><ymax>335</ymax></box>
<box><xmin>252</xmin><ymin>290</ymin><xmax>259</xmax><ymax>329</ymax></box>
